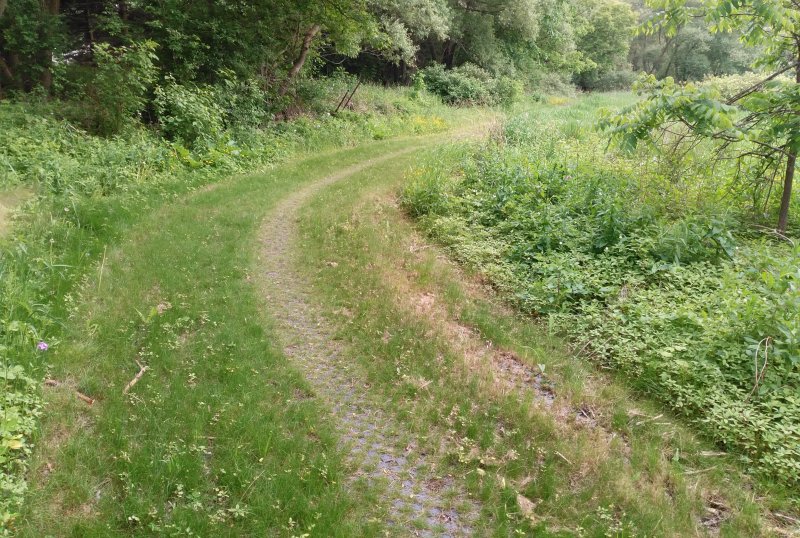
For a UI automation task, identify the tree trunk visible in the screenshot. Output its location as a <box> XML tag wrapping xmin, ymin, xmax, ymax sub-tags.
<box><xmin>777</xmin><ymin>56</ymin><xmax>800</xmax><ymax>233</ymax></box>
<box><xmin>0</xmin><ymin>0</ymin><xmax>8</xmax><ymax>18</ymax></box>
<box><xmin>778</xmin><ymin>154</ymin><xmax>795</xmax><ymax>233</ymax></box>
<box><xmin>277</xmin><ymin>24</ymin><xmax>320</xmax><ymax>98</ymax></box>
<box><xmin>39</xmin><ymin>0</ymin><xmax>61</xmax><ymax>92</ymax></box>
<box><xmin>442</xmin><ymin>40</ymin><xmax>456</xmax><ymax>68</ymax></box>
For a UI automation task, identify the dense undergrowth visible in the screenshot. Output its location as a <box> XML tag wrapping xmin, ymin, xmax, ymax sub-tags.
<box><xmin>402</xmin><ymin>92</ymin><xmax>800</xmax><ymax>491</ymax></box>
<box><xmin>0</xmin><ymin>83</ymin><xmax>455</xmax><ymax>528</ymax></box>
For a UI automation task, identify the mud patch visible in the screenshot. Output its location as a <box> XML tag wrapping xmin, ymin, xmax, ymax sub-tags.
<box><xmin>494</xmin><ymin>350</ymin><xmax>555</xmax><ymax>406</ymax></box>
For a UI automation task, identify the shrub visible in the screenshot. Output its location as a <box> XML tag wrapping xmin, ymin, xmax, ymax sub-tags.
<box><xmin>214</xmin><ymin>71</ymin><xmax>268</xmax><ymax>130</ymax></box>
<box><xmin>420</xmin><ymin>63</ymin><xmax>523</xmax><ymax>106</ymax></box>
<box><xmin>492</xmin><ymin>76</ymin><xmax>525</xmax><ymax>107</ymax></box>
<box><xmin>699</xmin><ymin>72</ymin><xmax>790</xmax><ymax>100</ymax></box>
<box><xmin>154</xmin><ymin>77</ymin><xmax>224</xmax><ymax>146</ymax></box>
<box><xmin>70</xmin><ymin>41</ymin><xmax>159</xmax><ymax>136</ymax></box>
<box><xmin>577</xmin><ymin>69</ymin><xmax>637</xmax><ymax>91</ymax></box>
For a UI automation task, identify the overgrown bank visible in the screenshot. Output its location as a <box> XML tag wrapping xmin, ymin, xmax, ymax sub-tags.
<box><xmin>402</xmin><ymin>92</ymin><xmax>800</xmax><ymax>491</ymax></box>
<box><xmin>0</xmin><ymin>85</ymin><xmax>462</xmax><ymax>529</ymax></box>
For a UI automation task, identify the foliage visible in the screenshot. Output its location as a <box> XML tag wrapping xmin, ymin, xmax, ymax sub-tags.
<box><xmin>604</xmin><ymin>67</ymin><xmax>800</xmax><ymax>231</ymax></box>
<box><xmin>154</xmin><ymin>77</ymin><xmax>225</xmax><ymax>146</ymax></box>
<box><xmin>628</xmin><ymin>20</ymin><xmax>757</xmax><ymax>82</ymax></box>
<box><xmin>573</xmin><ymin>0</ymin><xmax>637</xmax><ymax>90</ymax></box>
<box><xmin>402</xmin><ymin>94</ymin><xmax>800</xmax><ymax>486</ymax></box>
<box><xmin>213</xmin><ymin>71</ymin><xmax>269</xmax><ymax>130</ymax></box>
<box><xmin>699</xmin><ymin>71</ymin><xmax>792</xmax><ymax>100</ymax></box>
<box><xmin>420</xmin><ymin>63</ymin><xmax>523</xmax><ymax>106</ymax></box>
<box><xmin>78</xmin><ymin>41</ymin><xmax>159</xmax><ymax>136</ymax></box>
<box><xmin>612</xmin><ymin>0</ymin><xmax>800</xmax><ymax>232</ymax></box>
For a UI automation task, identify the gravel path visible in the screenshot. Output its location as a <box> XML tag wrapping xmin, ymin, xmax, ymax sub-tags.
<box><xmin>258</xmin><ymin>149</ymin><xmax>480</xmax><ymax>537</ymax></box>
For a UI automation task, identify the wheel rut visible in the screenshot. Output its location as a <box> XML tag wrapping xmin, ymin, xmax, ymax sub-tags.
<box><xmin>258</xmin><ymin>149</ymin><xmax>480</xmax><ymax>537</ymax></box>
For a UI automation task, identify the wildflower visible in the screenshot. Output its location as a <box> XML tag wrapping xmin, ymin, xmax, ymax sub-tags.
<box><xmin>37</xmin><ymin>341</ymin><xmax>48</xmax><ymax>351</ymax></box>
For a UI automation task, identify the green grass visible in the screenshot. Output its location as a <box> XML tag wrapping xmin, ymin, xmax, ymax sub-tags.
<box><xmin>294</xmin><ymin>138</ymin><xmax>795</xmax><ymax>535</ymax></box>
<box><xmin>0</xmin><ymin>88</ymin><xmax>475</xmax><ymax>528</ymax></box>
<box><xmin>16</xmin><ymin>138</ymin><xmax>444</xmax><ymax>535</ymax></box>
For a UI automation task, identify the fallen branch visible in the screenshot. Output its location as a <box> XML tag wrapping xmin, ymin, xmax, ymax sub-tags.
<box><xmin>773</xmin><ymin>512</ymin><xmax>800</xmax><ymax>524</ymax></box>
<box><xmin>554</xmin><ymin>451</ymin><xmax>573</xmax><ymax>465</ymax></box>
<box><xmin>76</xmin><ymin>392</ymin><xmax>95</xmax><ymax>405</ymax></box>
<box><xmin>746</xmin><ymin>336</ymin><xmax>771</xmax><ymax>401</ymax></box>
<box><xmin>44</xmin><ymin>378</ymin><xmax>96</xmax><ymax>405</ymax></box>
<box><xmin>123</xmin><ymin>360</ymin><xmax>149</xmax><ymax>395</ymax></box>
<box><xmin>684</xmin><ymin>465</ymin><xmax>718</xmax><ymax>475</ymax></box>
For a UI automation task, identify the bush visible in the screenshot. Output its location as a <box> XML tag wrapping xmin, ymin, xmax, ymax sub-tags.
<box><xmin>420</xmin><ymin>63</ymin><xmax>523</xmax><ymax>106</ymax></box>
<box><xmin>214</xmin><ymin>71</ymin><xmax>268</xmax><ymax>130</ymax></box>
<box><xmin>699</xmin><ymin>72</ymin><xmax>790</xmax><ymax>100</ymax></box>
<box><xmin>66</xmin><ymin>41</ymin><xmax>158</xmax><ymax>136</ymax></box>
<box><xmin>576</xmin><ymin>69</ymin><xmax>637</xmax><ymax>91</ymax></box>
<box><xmin>532</xmin><ymin>71</ymin><xmax>577</xmax><ymax>96</ymax></box>
<box><xmin>492</xmin><ymin>76</ymin><xmax>525</xmax><ymax>107</ymax></box>
<box><xmin>154</xmin><ymin>77</ymin><xmax>224</xmax><ymax>146</ymax></box>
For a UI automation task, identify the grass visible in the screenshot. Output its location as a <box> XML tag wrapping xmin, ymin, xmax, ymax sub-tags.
<box><xmin>295</xmin><ymin>139</ymin><xmax>796</xmax><ymax>536</ymax></box>
<box><xmin>15</xmin><ymin>130</ymin><xmax>500</xmax><ymax>535</ymax></box>
<box><xmin>0</xmin><ymin>87</ymin><xmax>476</xmax><ymax>528</ymax></box>
<box><xmin>0</xmin><ymin>187</ymin><xmax>32</xmax><ymax>238</ymax></box>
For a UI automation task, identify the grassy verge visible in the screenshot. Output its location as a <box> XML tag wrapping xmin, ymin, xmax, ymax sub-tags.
<box><xmin>0</xmin><ymin>87</ymin><xmax>473</xmax><ymax>528</ymax></box>
<box><xmin>296</xmin><ymin>140</ymin><xmax>796</xmax><ymax>536</ymax></box>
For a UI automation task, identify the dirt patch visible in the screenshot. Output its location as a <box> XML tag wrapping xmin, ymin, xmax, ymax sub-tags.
<box><xmin>412</xmin><ymin>289</ymin><xmax>556</xmax><ymax>408</ymax></box>
<box><xmin>257</xmin><ymin>150</ymin><xmax>479</xmax><ymax>536</ymax></box>
<box><xmin>0</xmin><ymin>186</ymin><xmax>32</xmax><ymax>238</ymax></box>
<box><xmin>495</xmin><ymin>350</ymin><xmax>555</xmax><ymax>405</ymax></box>
<box><xmin>766</xmin><ymin>511</ymin><xmax>800</xmax><ymax>537</ymax></box>
<box><xmin>374</xmin><ymin>228</ymin><xmax>635</xmax><ymax>464</ymax></box>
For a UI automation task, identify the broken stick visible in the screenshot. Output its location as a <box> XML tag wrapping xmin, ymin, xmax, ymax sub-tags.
<box><xmin>123</xmin><ymin>360</ymin><xmax>149</xmax><ymax>395</ymax></box>
<box><xmin>44</xmin><ymin>378</ymin><xmax>95</xmax><ymax>405</ymax></box>
<box><xmin>76</xmin><ymin>392</ymin><xmax>95</xmax><ymax>405</ymax></box>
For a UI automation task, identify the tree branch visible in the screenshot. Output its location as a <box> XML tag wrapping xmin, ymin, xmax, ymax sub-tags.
<box><xmin>277</xmin><ymin>23</ymin><xmax>321</xmax><ymax>98</ymax></box>
<box><xmin>726</xmin><ymin>62</ymin><xmax>800</xmax><ymax>104</ymax></box>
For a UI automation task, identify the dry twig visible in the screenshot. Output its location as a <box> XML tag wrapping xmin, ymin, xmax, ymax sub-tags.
<box><xmin>123</xmin><ymin>360</ymin><xmax>149</xmax><ymax>395</ymax></box>
<box><xmin>44</xmin><ymin>378</ymin><xmax>95</xmax><ymax>405</ymax></box>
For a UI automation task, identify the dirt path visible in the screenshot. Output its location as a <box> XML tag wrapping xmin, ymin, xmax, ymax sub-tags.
<box><xmin>258</xmin><ymin>149</ymin><xmax>480</xmax><ymax>537</ymax></box>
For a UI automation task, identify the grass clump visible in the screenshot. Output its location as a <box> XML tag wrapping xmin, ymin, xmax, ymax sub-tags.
<box><xmin>401</xmin><ymin>93</ymin><xmax>800</xmax><ymax>490</ymax></box>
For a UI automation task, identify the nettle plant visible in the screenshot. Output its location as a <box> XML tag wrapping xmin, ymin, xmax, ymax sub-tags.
<box><xmin>602</xmin><ymin>0</ymin><xmax>800</xmax><ymax>233</ymax></box>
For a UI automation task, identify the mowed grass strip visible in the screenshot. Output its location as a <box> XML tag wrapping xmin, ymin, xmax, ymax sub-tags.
<box><xmin>296</xmin><ymin>144</ymin><xmax>788</xmax><ymax>537</ymax></box>
<box><xmin>17</xmin><ymin>138</ymin><xmax>427</xmax><ymax>536</ymax></box>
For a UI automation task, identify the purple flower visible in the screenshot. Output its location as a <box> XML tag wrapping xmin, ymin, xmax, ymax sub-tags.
<box><xmin>37</xmin><ymin>341</ymin><xmax>48</xmax><ymax>351</ymax></box>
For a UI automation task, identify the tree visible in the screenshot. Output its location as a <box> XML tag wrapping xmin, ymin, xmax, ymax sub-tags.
<box><xmin>604</xmin><ymin>0</ymin><xmax>800</xmax><ymax>233</ymax></box>
<box><xmin>0</xmin><ymin>0</ymin><xmax>64</xmax><ymax>92</ymax></box>
<box><xmin>626</xmin><ymin>0</ymin><xmax>757</xmax><ymax>82</ymax></box>
<box><xmin>573</xmin><ymin>0</ymin><xmax>636</xmax><ymax>90</ymax></box>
